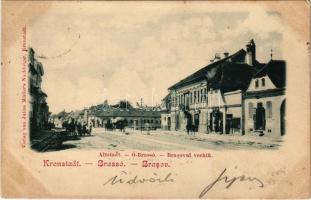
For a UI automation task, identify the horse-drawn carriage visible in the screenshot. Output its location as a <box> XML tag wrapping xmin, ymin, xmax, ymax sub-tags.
<box><xmin>105</xmin><ymin>117</ymin><xmax>128</xmax><ymax>132</ymax></box>
<box><xmin>62</xmin><ymin>118</ymin><xmax>92</xmax><ymax>137</ymax></box>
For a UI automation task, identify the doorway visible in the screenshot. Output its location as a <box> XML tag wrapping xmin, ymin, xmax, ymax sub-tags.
<box><xmin>209</xmin><ymin>109</ymin><xmax>223</xmax><ymax>133</ymax></box>
<box><xmin>194</xmin><ymin>113</ymin><xmax>199</xmax><ymax>132</ymax></box>
<box><xmin>167</xmin><ymin>117</ymin><xmax>171</xmax><ymax>130</ymax></box>
<box><xmin>254</xmin><ymin>102</ymin><xmax>266</xmax><ymax>130</ymax></box>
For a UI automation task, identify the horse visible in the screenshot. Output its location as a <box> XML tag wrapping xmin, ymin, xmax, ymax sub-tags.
<box><xmin>113</xmin><ymin>120</ymin><xmax>126</xmax><ymax>132</ymax></box>
<box><xmin>105</xmin><ymin>122</ymin><xmax>113</xmax><ymax>131</ymax></box>
<box><xmin>184</xmin><ymin>111</ymin><xmax>196</xmax><ymax>136</ymax></box>
<box><xmin>186</xmin><ymin>123</ymin><xmax>196</xmax><ymax>136</ymax></box>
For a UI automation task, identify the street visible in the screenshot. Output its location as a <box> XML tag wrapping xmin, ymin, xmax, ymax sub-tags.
<box><xmin>55</xmin><ymin>128</ymin><xmax>282</xmax><ymax>151</ymax></box>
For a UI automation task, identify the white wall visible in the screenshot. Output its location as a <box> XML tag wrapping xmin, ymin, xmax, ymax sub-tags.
<box><xmin>170</xmin><ymin>80</ymin><xmax>208</xmax><ymax>111</ymax></box>
<box><xmin>247</xmin><ymin>75</ymin><xmax>276</xmax><ymax>92</ymax></box>
<box><xmin>208</xmin><ymin>89</ymin><xmax>225</xmax><ymax>107</ymax></box>
<box><xmin>224</xmin><ymin>90</ymin><xmax>242</xmax><ymax>105</ymax></box>
<box><xmin>244</xmin><ymin>95</ymin><xmax>285</xmax><ymax>137</ymax></box>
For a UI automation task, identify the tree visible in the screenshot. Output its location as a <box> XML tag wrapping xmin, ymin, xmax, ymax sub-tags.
<box><xmin>104</xmin><ymin>99</ymin><xmax>108</xmax><ymax>106</ymax></box>
<box><xmin>115</xmin><ymin>100</ymin><xmax>133</xmax><ymax>109</ymax></box>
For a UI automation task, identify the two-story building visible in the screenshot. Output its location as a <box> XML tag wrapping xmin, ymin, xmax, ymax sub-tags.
<box><xmin>166</xmin><ymin>40</ymin><xmax>259</xmax><ymax>134</ymax></box>
<box><xmin>162</xmin><ymin>39</ymin><xmax>286</xmax><ymax>137</ymax></box>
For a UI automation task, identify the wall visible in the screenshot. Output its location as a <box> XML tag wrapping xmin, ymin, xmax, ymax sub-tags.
<box><xmin>170</xmin><ymin>80</ymin><xmax>208</xmax><ymax>111</ymax></box>
<box><xmin>92</xmin><ymin>116</ymin><xmax>161</xmax><ymax>129</ymax></box>
<box><xmin>247</xmin><ymin>75</ymin><xmax>276</xmax><ymax>92</ymax></box>
<box><xmin>161</xmin><ymin>113</ymin><xmax>171</xmax><ymax>130</ymax></box>
<box><xmin>208</xmin><ymin>89</ymin><xmax>225</xmax><ymax>108</ymax></box>
<box><xmin>244</xmin><ymin>95</ymin><xmax>285</xmax><ymax>137</ymax></box>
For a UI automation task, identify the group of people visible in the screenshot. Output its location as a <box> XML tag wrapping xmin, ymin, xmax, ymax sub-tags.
<box><xmin>62</xmin><ymin>118</ymin><xmax>92</xmax><ymax>137</ymax></box>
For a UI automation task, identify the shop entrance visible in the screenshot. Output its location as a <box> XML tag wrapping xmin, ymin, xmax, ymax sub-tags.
<box><xmin>209</xmin><ymin>109</ymin><xmax>223</xmax><ymax>133</ymax></box>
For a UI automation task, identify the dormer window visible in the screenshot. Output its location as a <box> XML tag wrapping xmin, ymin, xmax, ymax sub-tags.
<box><xmin>261</xmin><ymin>78</ymin><xmax>265</xmax><ymax>87</ymax></box>
<box><xmin>255</xmin><ymin>80</ymin><xmax>259</xmax><ymax>88</ymax></box>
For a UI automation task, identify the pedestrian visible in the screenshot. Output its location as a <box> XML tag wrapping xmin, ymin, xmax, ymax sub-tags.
<box><xmin>89</xmin><ymin>123</ymin><xmax>92</xmax><ymax>135</ymax></box>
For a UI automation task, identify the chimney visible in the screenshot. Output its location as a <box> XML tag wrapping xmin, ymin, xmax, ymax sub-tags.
<box><xmin>224</xmin><ymin>51</ymin><xmax>229</xmax><ymax>58</ymax></box>
<box><xmin>214</xmin><ymin>53</ymin><xmax>221</xmax><ymax>60</ymax></box>
<box><xmin>245</xmin><ymin>39</ymin><xmax>256</xmax><ymax>66</ymax></box>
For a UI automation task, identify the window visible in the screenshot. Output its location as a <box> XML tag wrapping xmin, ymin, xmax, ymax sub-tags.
<box><xmin>194</xmin><ymin>91</ymin><xmax>197</xmax><ymax>103</ymax></box>
<box><xmin>190</xmin><ymin>92</ymin><xmax>192</xmax><ymax>104</ymax></box>
<box><xmin>151</xmin><ymin>120</ymin><xmax>153</xmax><ymax>123</ymax></box>
<box><xmin>255</xmin><ymin>80</ymin><xmax>259</xmax><ymax>88</ymax></box>
<box><xmin>197</xmin><ymin>90</ymin><xmax>200</xmax><ymax>103</ymax></box>
<box><xmin>248</xmin><ymin>102</ymin><xmax>253</xmax><ymax>118</ymax></box>
<box><xmin>261</xmin><ymin>78</ymin><xmax>265</xmax><ymax>87</ymax></box>
<box><xmin>266</xmin><ymin>101</ymin><xmax>272</xmax><ymax>118</ymax></box>
<box><xmin>201</xmin><ymin>89</ymin><xmax>203</xmax><ymax>102</ymax></box>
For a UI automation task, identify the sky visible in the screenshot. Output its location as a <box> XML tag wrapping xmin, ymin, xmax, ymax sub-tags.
<box><xmin>29</xmin><ymin>2</ymin><xmax>285</xmax><ymax>114</ymax></box>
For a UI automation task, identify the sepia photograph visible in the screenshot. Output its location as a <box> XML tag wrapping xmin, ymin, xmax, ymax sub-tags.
<box><xmin>28</xmin><ymin>5</ymin><xmax>286</xmax><ymax>152</ymax></box>
<box><xmin>1</xmin><ymin>1</ymin><xmax>310</xmax><ymax>198</ymax></box>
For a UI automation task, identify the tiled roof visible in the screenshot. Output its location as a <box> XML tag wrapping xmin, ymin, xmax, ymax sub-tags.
<box><xmin>208</xmin><ymin>62</ymin><xmax>254</xmax><ymax>93</ymax></box>
<box><xmin>254</xmin><ymin>60</ymin><xmax>286</xmax><ymax>88</ymax></box>
<box><xmin>168</xmin><ymin>49</ymin><xmax>247</xmax><ymax>90</ymax></box>
<box><xmin>92</xmin><ymin>109</ymin><xmax>161</xmax><ymax>118</ymax></box>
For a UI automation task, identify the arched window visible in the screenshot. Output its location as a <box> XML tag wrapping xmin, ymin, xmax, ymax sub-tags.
<box><xmin>248</xmin><ymin>102</ymin><xmax>253</xmax><ymax>118</ymax></box>
<box><xmin>262</xmin><ymin>78</ymin><xmax>265</xmax><ymax>87</ymax></box>
<box><xmin>255</xmin><ymin>80</ymin><xmax>259</xmax><ymax>88</ymax></box>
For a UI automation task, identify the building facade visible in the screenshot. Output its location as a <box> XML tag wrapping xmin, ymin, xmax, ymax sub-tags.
<box><xmin>244</xmin><ymin>60</ymin><xmax>286</xmax><ymax>137</ymax></box>
<box><xmin>162</xmin><ymin>39</ymin><xmax>286</xmax><ymax>137</ymax></box>
<box><xmin>29</xmin><ymin>48</ymin><xmax>50</xmax><ymax>133</ymax></box>
<box><xmin>88</xmin><ymin>108</ymin><xmax>161</xmax><ymax>130</ymax></box>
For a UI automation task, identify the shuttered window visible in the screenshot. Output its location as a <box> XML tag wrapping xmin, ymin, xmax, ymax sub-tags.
<box><xmin>267</xmin><ymin>101</ymin><xmax>272</xmax><ymax>118</ymax></box>
<box><xmin>248</xmin><ymin>102</ymin><xmax>253</xmax><ymax>118</ymax></box>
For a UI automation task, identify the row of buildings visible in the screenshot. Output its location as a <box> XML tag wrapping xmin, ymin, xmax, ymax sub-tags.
<box><xmin>161</xmin><ymin>40</ymin><xmax>286</xmax><ymax>138</ymax></box>
<box><xmin>29</xmin><ymin>48</ymin><xmax>50</xmax><ymax>136</ymax></box>
<box><xmin>50</xmin><ymin>102</ymin><xmax>161</xmax><ymax>130</ymax></box>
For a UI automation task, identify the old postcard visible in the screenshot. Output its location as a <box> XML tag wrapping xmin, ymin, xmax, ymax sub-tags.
<box><xmin>1</xmin><ymin>1</ymin><xmax>310</xmax><ymax>198</ymax></box>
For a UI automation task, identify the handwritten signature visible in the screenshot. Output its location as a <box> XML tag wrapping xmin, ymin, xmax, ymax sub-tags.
<box><xmin>103</xmin><ymin>171</ymin><xmax>175</xmax><ymax>186</ymax></box>
<box><xmin>103</xmin><ymin>168</ymin><xmax>263</xmax><ymax>197</ymax></box>
<box><xmin>199</xmin><ymin>168</ymin><xmax>264</xmax><ymax>198</ymax></box>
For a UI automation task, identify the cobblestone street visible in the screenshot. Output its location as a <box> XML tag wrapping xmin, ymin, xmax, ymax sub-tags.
<box><xmin>54</xmin><ymin>128</ymin><xmax>282</xmax><ymax>151</ymax></box>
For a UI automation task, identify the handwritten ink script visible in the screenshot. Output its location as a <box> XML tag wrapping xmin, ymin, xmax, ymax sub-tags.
<box><xmin>199</xmin><ymin>168</ymin><xmax>264</xmax><ymax>198</ymax></box>
<box><xmin>103</xmin><ymin>171</ymin><xmax>175</xmax><ymax>186</ymax></box>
